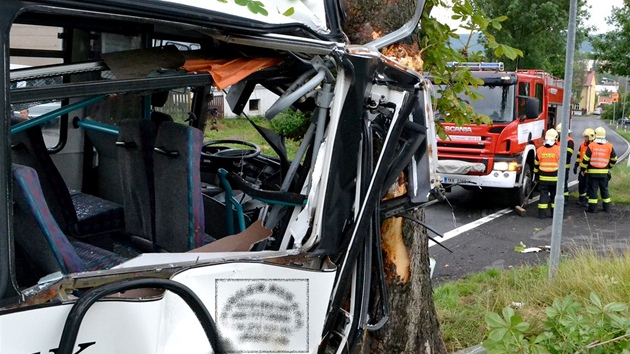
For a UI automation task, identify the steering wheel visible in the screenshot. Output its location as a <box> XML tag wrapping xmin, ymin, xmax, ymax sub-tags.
<box><xmin>201</xmin><ymin>139</ymin><xmax>261</xmax><ymax>161</ymax></box>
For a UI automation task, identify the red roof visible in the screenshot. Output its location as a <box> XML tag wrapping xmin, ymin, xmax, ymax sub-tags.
<box><xmin>585</xmin><ymin>70</ymin><xmax>596</xmax><ymax>87</ymax></box>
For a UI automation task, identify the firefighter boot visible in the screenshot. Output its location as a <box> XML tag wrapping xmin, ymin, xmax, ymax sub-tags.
<box><xmin>538</xmin><ymin>209</ymin><xmax>547</xmax><ymax>219</ymax></box>
<box><xmin>587</xmin><ymin>204</ymin><xmax>597</xmax><ymax>213</ymax></box>
<box><xmin>578</xmin><ymin>196</ymin><xmax>588</xmax><ymax>207</ymax></box>
<box><xmin>603</xmin><ymin>203</ymin><xmax>611</xmax><ymax>213</ymax></box>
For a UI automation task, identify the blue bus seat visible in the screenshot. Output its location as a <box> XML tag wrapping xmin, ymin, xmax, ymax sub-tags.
<box><xmin>11</xmin><ymin>125</ymin><xmax>124</xmax><ymax>240</ymax></box>
<box><xmin>117</xmin><ymin>119</ymin><xmax>157</xmax><ymax>251</ymax></box>
<box><xmin>153</xmin><ymin>122</ymin><xmax>214</xmax><ymax>252</ymax></box>
<box><xmin>12</xmin><ymin>164</ymin><xmax>126</xmax><ymax>275</ymax></box>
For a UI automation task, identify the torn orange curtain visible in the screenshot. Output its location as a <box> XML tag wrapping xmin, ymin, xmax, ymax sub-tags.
<box><xmin>182</xmin><ymin>57</ymin><xmax>283</xmax><ymax>90</ymax></box>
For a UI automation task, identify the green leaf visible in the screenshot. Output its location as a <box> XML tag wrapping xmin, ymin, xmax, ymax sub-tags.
<box><xmin>513</xmin><ymin>321</ymin><xmax>530</xmax><ymax>332</ymax></box>
<box><xmin>488</xmin><ymin>327</ymin><xmax>509</xmax><ymax>342</ymax></box>
<box><xmin>282</xmin><ymin>7</ymin><xmax>294</xmax><ymax>16</ymax></box>
<box><xmin>604</xmin><ymin>302</ymin><xmax>627</xmax><ymax>313</ymax></box>
<box><xmin>502</xmin><ymin>307</ymin><xmax>515</xmax><ymax>322</ymax></box>
<box><xmin>486</xmin><ymin>312</ymin><xmax>508</xmax><ymax>328</ymax></box>
<box><xmin>589</xmin><ymin>292</ymin><xmax>603</xmax><ymax>309</ymax></box>
<box><xmin>234</xmin><ymin>0</ymin><xmax>247</xmax><ymax>6</ymax></box>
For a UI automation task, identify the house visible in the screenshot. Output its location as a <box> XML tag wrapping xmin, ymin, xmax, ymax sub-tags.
<box><xmin>574</xmin><ymin>69</ymin><xmax>597</xmax><ymax>115</ymax></box>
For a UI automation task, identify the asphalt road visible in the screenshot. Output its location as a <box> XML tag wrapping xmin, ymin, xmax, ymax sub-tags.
<box><xmin>427</xmin><ymin>115</ymin><xmax>630</xmax><ymax>284</ymax></box>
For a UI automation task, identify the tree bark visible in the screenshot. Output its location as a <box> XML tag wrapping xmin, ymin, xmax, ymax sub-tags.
<box><xmin>366</xmin><ymin>175</ymin><xmax>445</xmax><ymax>353</ymax></box>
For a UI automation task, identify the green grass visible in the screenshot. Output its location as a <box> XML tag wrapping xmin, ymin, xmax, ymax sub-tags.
<box><xmin>203</xmin><ymin>117</ymin><xmax>301</xmax><ymax>159</ymax></box>
<box><xmin>610</xmin><ymin>161</ymin><xmax>630</xmax><ymax>204</ymax></box>
<box><xmin>435</xmin><ymin>248</ymin><xmax>630</xmax><ymax>352</ymax></box>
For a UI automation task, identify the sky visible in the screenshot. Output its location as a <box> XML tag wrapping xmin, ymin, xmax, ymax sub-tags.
<box><xmin>432</xmin><ymin>0</ymin><xmax>624</xmax><ymax>34</ymax></box>
<box><xmin>587</xmin><ymin>0</ymin><xmax>623</xmax><ymax>33</ymax></box>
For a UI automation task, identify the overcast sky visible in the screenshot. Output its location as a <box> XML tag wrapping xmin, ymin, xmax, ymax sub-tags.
<box><xmin>587</xmin><ymin>0</ymin><xmax>623</xmax><ymax>33</ymax></box>
<box><xmin>432</xmin><ymin>0</ymin><xmax>624</xmax><ymax>34</ymax></box>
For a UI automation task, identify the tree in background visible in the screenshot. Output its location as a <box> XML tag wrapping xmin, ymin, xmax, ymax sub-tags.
<box><xmin>591</xmin><ymin>3</ymin><xmax>630</xmax><ymax>76</ymax></box>
<box><xmin>474</xmin><ymin>0</ymin><xmax>590</xmax><ymax>76</ymax></box>
<box><xmin>572</xmin><ymin>51</ymin><xmax>589</xmax><ymax>109</ymax></box>
<box><xmin>339</xmin><ymin>0</ymin><xmax>521</xmax><ymax>352</ymax></box>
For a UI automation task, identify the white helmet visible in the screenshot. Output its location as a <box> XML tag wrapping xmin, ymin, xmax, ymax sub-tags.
<box><xmin>545</xmin><ymin>128</ymin><xmax>558</xmax><ymax>141</ymax></box>
<box><xmin>556</xmin><ymin>123</ymin><xmax>572</xmax><ymax>134</ymax></box>
<box><xmin>595</xmin><ymin>126</ymin><xmax>606</xmax><ymax>139</ymax></box>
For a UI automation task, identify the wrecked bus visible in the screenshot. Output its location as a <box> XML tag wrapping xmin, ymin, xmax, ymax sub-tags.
<box><xmin>0</xmin><ymin>0</ymin><xmax>439</xmax><ymax>352</ymax></box>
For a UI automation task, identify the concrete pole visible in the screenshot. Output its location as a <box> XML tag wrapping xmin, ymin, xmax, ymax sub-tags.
<box><xmin>550</xmin><ymin>0</ymin><xmax>578</xmax><ymax>282</ymax></box>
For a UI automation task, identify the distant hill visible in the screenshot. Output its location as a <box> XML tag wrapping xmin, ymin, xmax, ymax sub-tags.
<box><xmin>450</xmin><ymin>33</ymin><xmax>593</xmax><ymax>53</ymax></box>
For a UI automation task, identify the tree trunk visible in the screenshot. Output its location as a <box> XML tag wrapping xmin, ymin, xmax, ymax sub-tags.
<box><xmin>368</xmin><ymin>179</ymin><xmax>445</xmax><ymax>353</ymax></box>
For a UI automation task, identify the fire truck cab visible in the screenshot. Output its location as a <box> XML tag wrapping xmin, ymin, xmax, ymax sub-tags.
<box><xmin>436</xmin><ymin>63</ymin><xmax>566</xmax><ymax>205</ymax></box>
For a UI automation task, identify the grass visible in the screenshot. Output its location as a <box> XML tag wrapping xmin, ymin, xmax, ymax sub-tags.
<box><xmin>610</xmin><ymin>160</ymin><xmax>630</xmax><ymax>204</ymax></box>
<box><xmin>203</xmin><ymin>117</ymin><xmax>301</xmax><ymax>159</ymax></box>
<box><xmin>435</xmin><ymin>248</ymin><xmax>630</xmax><ymax>352</ymax></box>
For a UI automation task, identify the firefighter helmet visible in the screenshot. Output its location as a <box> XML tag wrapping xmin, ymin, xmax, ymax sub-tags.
<box><xmin>582</xmin><ymin>128</ymin><xmax>595</xmax><ymax>141</ymax></box>
<box><xmin>556</xmin><ymin>123</ymin><xmax>572</xmax><ymax>134</ymax></box>
<box><xmin>595</xmin><ymin>126</ymin><xmax>606</xmax><ymax>139</ymax></box>
<box><xmin>545</xmin><ymin>128</ymin><xmax>558</xmax><ymax>141</ymax></box>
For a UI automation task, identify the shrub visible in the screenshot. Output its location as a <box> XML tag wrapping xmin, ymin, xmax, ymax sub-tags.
<box><xmin>270</xmin><ymin>109</ymin><xmax>310</xmax><ymax>140</ymax></box>
<box><xmin>483</xmin><ymin>292</ymin><xmax>630</xmax><ymax>353</ymax></box>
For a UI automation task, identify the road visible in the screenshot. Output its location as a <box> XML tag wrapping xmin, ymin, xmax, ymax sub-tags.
<box><xmin>426</xmin><ymin>115</ymin><xmax>630</xmax><ymax>284</ymax></box>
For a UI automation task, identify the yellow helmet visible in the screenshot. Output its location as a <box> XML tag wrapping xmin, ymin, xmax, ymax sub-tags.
<box><xmin>556</xmin><ymin>123</ymin><xmax>571</xmax><ymax>134</ymax></box>
<box><xmin>582</xmin><ymin>128</ymin><xmax>595</xmax><ymax>141</ymax></box>
<box><xmin>595</xmin><ymin>126</ymin><xmax>606</xmax><ymax>139</ymax></box>
<box><xmin>545</xmin><ymin>128</ymin><xmax>558</xmax><ymax>141</ymax></box>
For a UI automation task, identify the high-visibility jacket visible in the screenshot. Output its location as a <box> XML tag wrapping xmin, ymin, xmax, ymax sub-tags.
<box><xmin>577</xmin><ymin>140</ymin><xmax>589</xmax><ymax>164</ymax></box>
<box><xmin>580</xmin><ymin>142</ymin><xmax>617</xmax><ymax>174</ymax></box>
<box><xmin>534</xmin><ymin>144</ymin><xmax>560</xmax><ymax>182</ymax></box>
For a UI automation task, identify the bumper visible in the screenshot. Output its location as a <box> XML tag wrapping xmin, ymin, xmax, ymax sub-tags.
<box><xmin>439</xmin><ymin>170</ymin><xmax>518</xmax><ymax>189</ymax></box>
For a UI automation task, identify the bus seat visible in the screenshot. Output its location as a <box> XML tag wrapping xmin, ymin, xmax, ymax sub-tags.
<box><xmin>11</xmin><ymin>125</ymin><xmax>124</xmax><ymax>241</ymax></box>
<box><xmin>84</xmin><ymin>128</ymin><xmax>124</xmax><ymax>205</ymax></box>
<box><xmin>150</xmin><ymin>91</ymin><xmax>174</xmax><ymax>138</ymax></box>
<box><xmin>12</xmin><ymin>164</ymin><xmax>125</xmax><ymax>276</ymax></box>
<box><xmin>153</xmin><ymin>122</ymin><xmax>213</xmax><ymax>252</ymax></box>
<box><xmin>117</xmin><ymin>119</ymin><xmax>157</xmax><ymax>251</ymax></box>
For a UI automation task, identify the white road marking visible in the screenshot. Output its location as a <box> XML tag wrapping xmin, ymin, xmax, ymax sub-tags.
<box><xmin>430</xmin><ymin>122</ymin><xmax>630</xmax><ymax>248</ymax></box>
<box><xmin>429</xmin><ymin>180</ymin><xmax>578</xmax><ymax>247</ymax></box>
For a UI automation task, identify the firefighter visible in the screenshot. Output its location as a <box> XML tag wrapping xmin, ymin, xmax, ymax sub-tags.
<box><xmin>556</xmin><ymin>123</ymin><xmax>574</xmax><ymax>197</ymax></box>
<box><xmin>534</xmin><ymin>129</ymin><xmax>560</xmax><ymax>219</ymax></box>
<box><xmin>580</xmin><ymin>126</ymin><xmax>617</xmax><ymax>213</ymax></box>
<box><xmin>574</xmin><ymin>128</ymin><xmax>594</xmax><ymax>207</ymax></box>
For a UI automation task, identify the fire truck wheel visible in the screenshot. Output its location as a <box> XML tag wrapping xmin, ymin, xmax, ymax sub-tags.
<box><xmin>510</xmin><ymin>163</ymin><xmax>533</xmax><ymax>206</ymax></box>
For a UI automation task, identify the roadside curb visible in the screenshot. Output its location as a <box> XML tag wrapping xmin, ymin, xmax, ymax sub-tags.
<box><xmin>453</xmin><ymin>344</ymin><xmax>486</xmax><ymax>354</ymax></box>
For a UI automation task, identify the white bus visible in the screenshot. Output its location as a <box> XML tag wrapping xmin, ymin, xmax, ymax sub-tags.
<box><xmin>1</xmin><ymin>1</ymin><xmax>438</xmax><ymax>353</ymax></box>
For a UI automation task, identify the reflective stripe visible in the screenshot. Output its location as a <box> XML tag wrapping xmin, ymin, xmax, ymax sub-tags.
<box><xmin>538</xmin><ymin>204</ymin><xmax>548</xmax><ymax>209</ymax></box>
<box><xmin>603</xmin><ymin>198</ymin><xmax>611</xmax><ymax>203</ymax></box>
<box><xmin>539</xmin><ymin>175</ymin><xmax>558</xmax><ymax>182</ymax></box>
<box><xmin>588</xmin><ymin>199</ymin><xmax>598</xmax><ymax>204</ymax></box>
<box><xmin>586</xmin><ymin>169</ymin><xmax>609</xmax><ymax>174</ymax></box>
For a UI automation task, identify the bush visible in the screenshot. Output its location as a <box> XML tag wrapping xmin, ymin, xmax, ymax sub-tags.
<box><xmin>270</xmin><ymin>109</ymin><xmax>310</xmax><ymax>140</ymax></box>
<box><xmin>483</xmin><ymin>293</ymin><xmax>630</xmax><ymax>353</ymax></box>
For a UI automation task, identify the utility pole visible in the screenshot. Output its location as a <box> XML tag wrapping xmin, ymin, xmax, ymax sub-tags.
<box><xmin>550</xmin><ymin>0</ymin><xmax>577</xmax><ymax>282</ymax></box>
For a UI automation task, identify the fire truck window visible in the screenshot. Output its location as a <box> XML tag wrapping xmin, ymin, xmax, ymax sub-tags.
<box><xmin>518</xmin><ymin>82</ymin><xmax>529</xmax><ymax>96</ymax></box>
<box><xmin>535</xmin><ymin>83</ymin><xmax>544</xmax><ymax>114</ymax></box>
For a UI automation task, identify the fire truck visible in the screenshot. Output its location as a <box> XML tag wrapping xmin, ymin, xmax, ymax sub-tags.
<box><xmin>436</xmin><ymin>62</ymin><xmax>566</xmax><ymax>205</ymax></box>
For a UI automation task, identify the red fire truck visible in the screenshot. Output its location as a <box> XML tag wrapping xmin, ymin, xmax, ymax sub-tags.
<box><xmin>436</xmin><ymin>62</ymin><xmax>566</xmax><ymax>205</ymax></box>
